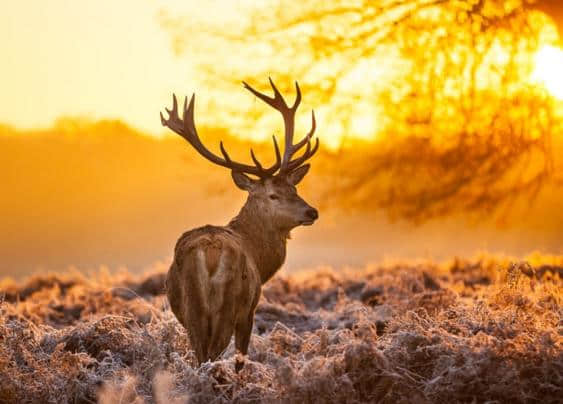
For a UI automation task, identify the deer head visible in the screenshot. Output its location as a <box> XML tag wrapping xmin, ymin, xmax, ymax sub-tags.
<box><xmin>160</xmin><ymin>78</ymin><xmax>319</xmax><ymax>231</ymax></box>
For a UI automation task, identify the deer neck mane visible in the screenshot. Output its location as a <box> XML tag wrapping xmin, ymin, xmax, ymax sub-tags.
<box><xmin>227</xmin><ymin>198</ymin><xmax>289</xmax><ymax>284</ymax></box>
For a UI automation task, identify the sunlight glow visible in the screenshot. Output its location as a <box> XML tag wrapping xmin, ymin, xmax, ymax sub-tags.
<box><xmin>532</xmin><ymin>45</ymin><xmax>563</xmax><ymax>100</ymax></box>
<box><xmin>350</xmin><ymin>114</ymin><xmax>379</xmax><ymax>141</ymax></box>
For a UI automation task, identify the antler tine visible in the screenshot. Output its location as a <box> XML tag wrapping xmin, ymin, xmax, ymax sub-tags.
<box><xmin>161</xmin><ymin>93</ymin><xmax>179</xmax><ymax>125</ymax></box>
<box><xmin>250</xmin><ymin>149</ymin><xmax>262</xmax><ymax>170</ymax></box>
<box><xmin>292</xmin><ymin>81</ymin><xmax>302</xmax><ymax>111</ymax></box>
<box><xmin>286</xmin><ymin>137</ymin><xmax>320</xmax><ymax>172</ymax></box>
<box><xmin>219</xmin><ymin>141</ymin><xmax>232</xmax><ymax>162</ymax></box>
<box><xmin>271</xmin><ymin>135</ymin><xmax>281</xmax><ymax>164</ymax></box>
<box><xmin>243</xmin><ymin>80</ymin><xmax>285</xmax><ymax>111</ymax></box>
<box><xmin>161</xmin><ymin>93</ymin><xmax>281</xmax><ymax>178</ymax></box>
<box><xmin>268</xmin><ymin>77</ymin><xmax>285</xmax><ymax>107</ymax></box>
<box><xmin>289</xmin><ymin>110</ymin><xmax>316</xmax><ymax>154</ymax></box>
<box><xmin>279</xmin><ymin>107</ymin><xmax>318</xmax><ymax>174</ymax></box>
<box><xmin>183</xmin><ymin>94</ymin><xmax>196</xmax><ymax>139</ymax></box>
<box><xmin>243</xmin><ymin>79</ymin><xmax>319</xmax><ymax>175</ymax></box>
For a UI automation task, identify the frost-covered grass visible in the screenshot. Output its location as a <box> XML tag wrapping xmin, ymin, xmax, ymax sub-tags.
<box><xmin>0</xmin><ymin>256</ymin><xmax>561</xmax><ymax>403</ymax></box>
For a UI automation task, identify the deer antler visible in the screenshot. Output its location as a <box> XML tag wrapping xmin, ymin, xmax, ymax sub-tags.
<box><xmin>243</xmin><ymin>78</ymin><xmax>319</xmax><ymax>174</ymax></box>
<box><xmin>161</xmin><ymin>79</ymin><xmax>318</xmax><ymax>178</ymax></box>
<box><xmin>160</xmin><ymin>94</ymin><xmax>282</xmax><ymax>178</ymax></box>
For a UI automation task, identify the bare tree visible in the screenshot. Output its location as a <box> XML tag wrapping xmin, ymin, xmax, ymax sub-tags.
<box><xmin>160</xmin><ymin>0</ymin><xmax>562</xmax><ymax>221</ymax></box>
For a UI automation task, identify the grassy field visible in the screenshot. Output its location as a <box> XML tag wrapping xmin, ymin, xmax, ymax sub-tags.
<box><xmin>0</xmin><ymin>256</ymin><xmax>561</xmax><ymax>403</ymax></box>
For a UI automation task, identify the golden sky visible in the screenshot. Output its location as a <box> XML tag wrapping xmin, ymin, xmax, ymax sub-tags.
<box><xmin>1</xmin><ymin>1</ymin><xmax>562</xmax><ymax>143</ymax></box>
<box><xmin>0</xmin><ymin>1</ymin><xmax>249</xmax><ymax>135</ymax></box>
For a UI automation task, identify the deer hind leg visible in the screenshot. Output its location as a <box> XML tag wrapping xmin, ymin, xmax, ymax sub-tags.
<box><xmin>206</xmin><ymin>248</ymin><xmax>237</xmax><ymax>361</ymax></box>
<box><xmin>207</xmin><ymin>291</ymin><xmax>236</xmax><ymax>361</ymax></box>
<box><xmin>207</xmin><ymin>311</ymin><xmax>235</xmax><ymax>361</ymax></box>
<box><xmin>235</xmin><ymin>309</ymin><xmax>254</xmax><ymax>356</ymax></box>
<box><xmin>234</xmin><ymin>312</ymin><xmax>253</xmax><ymax>372</ymax></box>
<box><xmin>174</xmin><ymin>250</ymin><xmax>212</xmax><ymax>365</ymax></box>
<box><xmin>186</xmin><ymin>304</ymin><xmax>210</xmax><ymax>364</ymax></box>
<box><xmin>234</xmin><ymin>275</ymin><xmax>261</xmax><ymax>372</ymax></box>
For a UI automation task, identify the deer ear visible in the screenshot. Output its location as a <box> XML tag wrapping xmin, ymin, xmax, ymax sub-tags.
<box><xmin>287</xmin><ymin>164</ymin><xmax>310</xmax><ymax>185</ymax></box>
<box><xmin>231</xmin><ymin>171</ymin><xmax>257</xmax><ymax>191</ymax></box>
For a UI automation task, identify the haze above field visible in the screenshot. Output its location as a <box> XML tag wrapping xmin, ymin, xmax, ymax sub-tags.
<box><xmin>2</xmin><ymin>122</ymin><xmax>563</xmax><ymax>278</ymax></box>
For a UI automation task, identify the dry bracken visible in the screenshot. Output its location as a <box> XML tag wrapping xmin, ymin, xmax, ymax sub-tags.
<box><xmin>0</xmin><ymin>256</ymin><xmax>561</xmax><ymax>403</ymax></box>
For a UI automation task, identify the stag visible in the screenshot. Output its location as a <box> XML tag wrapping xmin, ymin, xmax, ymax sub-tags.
<box><xmin>161</xmin><ymin>78</ymin><xmax>319</xmax><ymax>370</ymax></box>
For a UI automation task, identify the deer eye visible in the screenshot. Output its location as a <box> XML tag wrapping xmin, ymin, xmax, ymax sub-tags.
<box><xmin>269</xmin><ymin>194</ymin><xmax>280</xmax><ymax>200</ymax></box>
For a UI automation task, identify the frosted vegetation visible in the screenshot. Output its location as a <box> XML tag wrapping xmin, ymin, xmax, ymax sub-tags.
<box><xmin>0</xmin><ymin>256</ymin><xmax>561</xmax><ymax>403</ymax></box>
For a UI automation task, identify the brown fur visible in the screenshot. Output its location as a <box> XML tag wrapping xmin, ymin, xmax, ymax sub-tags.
<box><xmin>166</xmin><ymin>174</ymin><xmax>317</xmax><ymax>366</ymax></box>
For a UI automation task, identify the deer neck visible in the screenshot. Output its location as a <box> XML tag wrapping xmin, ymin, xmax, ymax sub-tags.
<box><xmin>228</xmin><ymin>200</ymin><xmax>289</xmax><ymax>284</ymax></box>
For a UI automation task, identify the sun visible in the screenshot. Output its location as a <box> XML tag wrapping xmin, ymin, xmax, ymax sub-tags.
<box><xmin>532</xmin><ymin>44</ymin><xmax>563</xmax><ymax>100</ymax></box>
